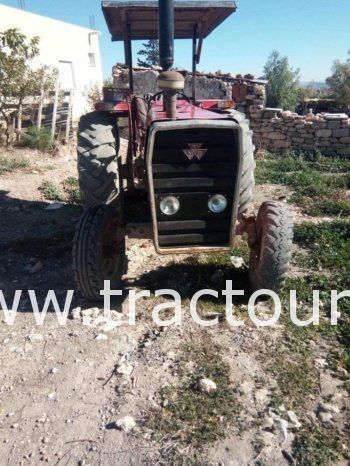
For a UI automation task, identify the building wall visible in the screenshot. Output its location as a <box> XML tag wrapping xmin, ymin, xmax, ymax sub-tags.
<box><xmin>0</xmin><ymin>4</ymin><xmax>103</xmax><ymax>119</ymax></box>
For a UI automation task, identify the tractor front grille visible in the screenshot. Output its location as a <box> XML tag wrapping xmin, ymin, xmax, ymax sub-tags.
<box><xmin>148</xmin><ymin>122</ymin><xmax>241</xmax><ymax>251</ymax></box>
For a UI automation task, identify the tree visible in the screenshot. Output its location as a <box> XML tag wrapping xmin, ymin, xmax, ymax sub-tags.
<box><xmin>84</xmin><ymin>79</ymin><xmax>114</xmax><ymax>111</ymax></box>
<box><xmin>263</xmin><ymin>50</ymin><xmax>300</xmax><ymax>111</ymax></box>
<box><xmin>0</xmin><ymin>28</ymin><xmax>57</xmax><ymax>144</ymax></box>
<box><xmin>84</xmin><ymin>82</ymin><xmax>102</xmax><ymax>110</ymax></box>
<box><xmin>297</xmin><ymin>84</ymin><xmax>330</xmax><ymax>105</ymax></box>
<box><xmin>326</xmin><ymin>51</ymin><xmax>350</xmax><ymax>107</ymax></box>
<box><xmin>137</xmin><ymin>40</ymin><xmax>159</xmax><ymax>67</ymax></box>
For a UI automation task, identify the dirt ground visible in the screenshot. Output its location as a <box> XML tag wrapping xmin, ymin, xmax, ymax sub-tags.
<box><xmin>0</xmin><ymin>144</ymin><xmax>349</xmax><ymax>466</ymax></box>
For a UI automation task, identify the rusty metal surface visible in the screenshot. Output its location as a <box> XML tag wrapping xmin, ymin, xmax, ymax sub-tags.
<box><xmin>236</xmin><ymin>213</ymin><xmax>257</xmax><ymax>249</ymax></box>
<box><xmin>148</xmin><ymin>99</ymin><xmax>228</xmax><ymax>124</ymax></box>
<box><xmin>95</xmin><ymin>100</ymin><xmax>130</xmax><ymax>113</ymax></box>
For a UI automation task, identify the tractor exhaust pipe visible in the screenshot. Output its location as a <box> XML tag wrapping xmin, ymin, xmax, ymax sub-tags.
<box><xmin>157</xmin><ymin>0</ymin><xmax>184</xmax><ymax>119</ymax></box>
<box><xmin>158</xmin><ymin>0</ymin><xmax>174</xmax><ymax>71</ymax></box>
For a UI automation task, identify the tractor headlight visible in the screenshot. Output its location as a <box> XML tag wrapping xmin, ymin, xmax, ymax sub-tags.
<box><xmin>208</xmin><ymin>194</ymin><xmax>227</xmax><ymax>213</ymax></box>
<box><xmin>160</xmin><ymin>196</ymin><xmax>180</xmax><ymax>215</ymax></box>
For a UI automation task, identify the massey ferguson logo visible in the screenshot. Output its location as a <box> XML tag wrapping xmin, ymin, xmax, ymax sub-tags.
<box><xmin>183</xmin><ymin>143</ymin><xmax>207</xmax><ymax>161</ymax></box>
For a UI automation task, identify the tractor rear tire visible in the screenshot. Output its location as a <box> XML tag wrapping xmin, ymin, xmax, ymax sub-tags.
<box><xmin>225</xmin><ymin>109</ymin><xmax>256</xmax><ymax>214</ymax></box>
<box><xmin>72</xmin><ymin>204</ymin><xmax>126</xmax><ymax>300</ymax></box>
<box><xmin>249</xmin><ymin>201</ymin><xmax>293</xmax><ymax>293</ymax></box>
<box><xmin>77</xmin><ymin>111</ymin><xmax>120</xmax><ymax>210</ymax></box>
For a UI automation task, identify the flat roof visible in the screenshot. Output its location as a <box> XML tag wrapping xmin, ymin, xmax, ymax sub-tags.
<box><xmin>0</xmin><ymin>3</ymin><xmax>99</xmax><ymax>34</ymax></box>
<box><xmin>102</xmin><ymin>1</ymin><xmax>237</xmax><ymax>40</ymax></box>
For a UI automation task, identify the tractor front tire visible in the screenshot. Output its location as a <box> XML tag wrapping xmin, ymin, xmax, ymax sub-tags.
<box><xmin>77</xmin><ymin>111</ymin><xmax>120</xmax><ymax>210</ymax></box>
<box><xmin>225</xmin><ymin>109</ymin><xmax>256</xmax><ymax>214</ymax></box>
<box><xmin>249</xmin><ymin>201</ymin><xmax>293</xmax><ymax>293</ymax></box>
<box><xmin>72</xmin><ymin>205</ymin><xmax>126</xmax><ymax>300</ymax></box>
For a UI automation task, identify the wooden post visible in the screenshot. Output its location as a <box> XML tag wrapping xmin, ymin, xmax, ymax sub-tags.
<box><xmin>17</xmin><ymin>104</ymin><xmax>23</xmax><ymax>141</ymax></box>
<box><xmin>65</xmin><ymin>89</ymin><xmax>74</xmax><ymax>141</ymax></box>
<box><xmin>37</xmin><ymin>88</ymin><xmax>44</xmax><ymax>128</ymax></box>
<box><xmin>9</xmin><ymin>114</ymin><xmax>16</xmax><ymax>146</ymax></box>
<box><xmin>51</xmin><ymin>80</ymin><xmax>60</xmax><ymax>140</ymax></box>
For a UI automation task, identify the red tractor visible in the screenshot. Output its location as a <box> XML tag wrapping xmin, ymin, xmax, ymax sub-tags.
<box><xmin>73</xmin><ymin>0</ymin><xmax>293</xmax><ymax>300</ymax></box>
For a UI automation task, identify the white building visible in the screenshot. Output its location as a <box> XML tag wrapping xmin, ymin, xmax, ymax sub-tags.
<box><xmin>0</xmin><ymin>4</ymin><xmax>103</xmax><ymax>119</ymax></box>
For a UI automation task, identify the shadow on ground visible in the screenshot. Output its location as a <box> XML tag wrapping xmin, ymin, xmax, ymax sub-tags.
<box><xmin>0</xmin><ymin>189</ymin><xmax>81</xmax><ymax>308</ymax></box>
<box><xmin>0</xmin><ymin>189</ymin><xmax>251</xmax><ymax>313</ymax></box>
<box><xmin>129</xmin><ymin>262</ymin><xmax>251</xmax><ymax>305</ymax></box>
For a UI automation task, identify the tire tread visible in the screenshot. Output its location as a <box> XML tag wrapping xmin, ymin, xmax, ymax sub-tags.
<box><xmin>77</xmin><ymin>111</ymin><xmax>120</xmax><ymax>210</ymax></box>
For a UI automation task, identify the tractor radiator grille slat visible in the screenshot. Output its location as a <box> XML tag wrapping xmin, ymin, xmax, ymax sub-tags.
<box><xmin>153</xmin><ymin>147</ymin><xmax>232</xmax><ymax>163</ymax></box>
<box><xmin>157</xmin><ymin>219</ymin><xmax>230</xmax><ymax>233</ymax></box>
<box><xmin>151</xmin><ymin>127</ymin><xmax>239</xmax><ymax>249</ymax></box>
<box><xmin>153</xmin><ymin>162</ymin><xmax>230</xmax><ymax>177</ymax></box>
<box><xmin>154</xmin><ymin>176</ymin><xmax>234</xmax><ymax>191</ymax></box>
<box><xmin>158</xmin><ymin>233</ymin><xmax>229</xmax><ymax>246</ymax></box>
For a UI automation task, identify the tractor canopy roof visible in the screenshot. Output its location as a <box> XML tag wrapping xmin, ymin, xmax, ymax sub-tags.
<box><xmin>102</xmin><ymin>1</ymin><xmax>237</xmax><ymax>41</ymax></box>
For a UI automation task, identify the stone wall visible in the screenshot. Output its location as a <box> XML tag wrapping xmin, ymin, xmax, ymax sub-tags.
<box><xmin>256</xmin><ymin>109</ymin><xmax>350</xmax><ymax>156</ymax></box>
<box><xmin>112</xmin><ymin>64</ymin><xmax>266</xmax><ymax>139</ymax></box>
<box><xmin>112</xmin><ymin>64</ymin><xmax>350</xmax><ymax>156</ymax></box>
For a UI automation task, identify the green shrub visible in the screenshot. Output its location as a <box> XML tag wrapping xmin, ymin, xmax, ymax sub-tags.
<box><xmin>24</xmin><ymin>126</ymin><xmax>53</xmax><ymax>152</ymax></box>
<box><xmin>292</xmin><ymin>426</ymin><xmax>341</xmax><ymax>466</ymax></box>
<box><xmin>65</xmin><ymin>176</ymin><xmax>79</xmax><ymax>186</ymax></box>
<box><xmin>0</xmin><ymin>156</ymin><xmax>29</xmax><ymax>174</ymax></box>
<box><xmin>40</xmin><ymin>181</ymin><xmax>62</xmax><ymax>201</ymax></box>
<box><xmin>63</xmin><ymin>177</ymin><xmax>81</xmax><ymax>204</ymax></box>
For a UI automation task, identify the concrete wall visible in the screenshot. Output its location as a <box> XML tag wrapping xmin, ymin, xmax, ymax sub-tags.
<box><xmin>0</xmin><ymin>4</ymin><xmax>103</xmax><ymax>119</ymax></box>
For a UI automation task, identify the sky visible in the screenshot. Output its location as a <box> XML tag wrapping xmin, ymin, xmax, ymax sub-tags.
<box><xmin>0</xmin><ymin>0</ymin><xmax>349</xmax><ymax>82</ymax></box>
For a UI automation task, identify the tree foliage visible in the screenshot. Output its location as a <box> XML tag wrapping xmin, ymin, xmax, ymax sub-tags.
<box><xmin>326</xmin><ymin>51</ymin><xmax>350</xmax><ymax>106</ymax></box>
<box><xmin>84</xmin><ymin>79</ymin><xmax>114</xmax><ymax>110</ymax></box>
<box><xmin>137</xmin><ymin>40</ymin><xmax>159</xmax><ymax>67</ymax></box>
<box><xmin>263</xmin><ymin>50</ymin><xmax>300</xmax><ymax>111</ymax></box>
<box><xmin>84</xmin><ymin>81</ymin><xmax>102</xmax><ymax>110</ymax></box>
<box><xmin>0</xmin><ymin>28</ymin><xmax>57</xmax><ymax>144</ymax></box>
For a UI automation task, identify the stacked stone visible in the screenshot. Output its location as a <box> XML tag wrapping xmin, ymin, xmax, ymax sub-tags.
<box><xmin>259</xmin><ymin>110</ymin><xmax>350</xmax><ymax>156</ymax></box>
<box><xmin>113</xmin><ymin>65</ymin><xmax>159</xmax><ymax>93</ymax></box>
<box><xmin>323</xmin><ymin>117</ymin><xmax>350</xmax><ymax>156</ymax></box>
<box><xmin>112</xmin><ymin>64</ymin><xmax>267</xmax><ymax>133</ymax></box>
<box><xmin>112</xmin><ymin>64</ymin><xmax>349</xmax><ymax>157</ymax></box>
<box><xmin>241</xmin><ymin>83</ymin><xmax>266</xmax><ymax>147</ymax></box>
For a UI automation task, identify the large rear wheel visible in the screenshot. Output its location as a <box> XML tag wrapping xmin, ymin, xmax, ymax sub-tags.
<box><xmin>77</xmin><ymin>111</ymin><xmax>120</xmax><ymax>210</ymax></box>
<box><xmin>72</xmin><ymin>205</ymin><xmax>126</xmax><ymax>300</ymax></box>
<box><xmin>225</xmin><ymin>109</ymin><xmax>256</xmax><ymax>214</ymax></box>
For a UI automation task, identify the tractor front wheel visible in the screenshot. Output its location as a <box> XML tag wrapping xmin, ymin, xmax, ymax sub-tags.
<box><xmin>72</xmin><ymin>205</ymin><xmax>126</xmax><ymax>300</ymax></box>
<box><xmin>249</xmin><ymin>201</ymin><xmax>293</xmax><ymax>293</ymax></box>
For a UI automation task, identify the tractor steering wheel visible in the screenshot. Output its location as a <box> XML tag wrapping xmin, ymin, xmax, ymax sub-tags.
<box><xmin>148</xmin><ymin>91</ymin><xmax>192</xmax><ymax>106</ymax></box>
<box><xmin>177</xmin><ymin>92</ymin><xmax>192</xmax><ymax>103</ymax></box>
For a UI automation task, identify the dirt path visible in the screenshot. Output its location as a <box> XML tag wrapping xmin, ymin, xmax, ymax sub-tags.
<box><xmin>0</xmin><ymin>146</ymin><xmax>349</xmax><ymax>465</ymax></box>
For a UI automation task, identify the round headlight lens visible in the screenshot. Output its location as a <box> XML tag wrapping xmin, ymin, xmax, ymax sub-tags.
<box><xmin>160</xmin><ymin>196</ymin><xmax>180</xmax><ymax>215</ymax></box>
<box><xmin>208</xmin><ymin>194</ymin><xmax>227</xmax><ymax>213</ymax></box>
